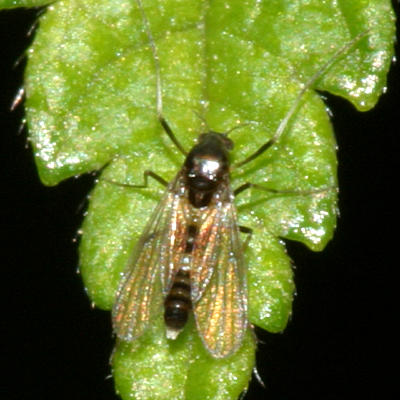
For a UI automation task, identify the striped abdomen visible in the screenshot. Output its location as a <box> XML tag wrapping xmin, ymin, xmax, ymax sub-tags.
<box><xmin>164</xmin><ymin>267</ymin><xmax>192</xmax><ymax>338</ymax></box>
<box><xmin>164</xmin><ymin>224</ymin><xmax>196</xmax><ymax>338</ymax></box>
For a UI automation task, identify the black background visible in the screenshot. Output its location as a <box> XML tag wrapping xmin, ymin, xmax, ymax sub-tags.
<box><xmin>1</xmin><ymin>5</ymin><xmax>398</xmax><ymax>400</ymax></box>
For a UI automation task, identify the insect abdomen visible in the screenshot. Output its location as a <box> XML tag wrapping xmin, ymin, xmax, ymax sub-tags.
<box><xmin>164</xmin><ymin>224</ymin><xmax>197</xmax><ymax>339</ymax></box>
<box><xmin>164</xmin><ymin>267</ymin><xmax>192</xmax><ymax>338</ymax></box>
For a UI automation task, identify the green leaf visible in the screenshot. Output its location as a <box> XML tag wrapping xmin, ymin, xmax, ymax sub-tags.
<box><xmin>10</xmin><ymin>0</ymin><xmax>395</xmax><ymax>399</ymax></box>
<box><xmin>112</xmin><ymin>318</ymin><xmax>255</xmax><ymax>400</ymax></box>
<box><xmin>0</xmin><ymin>0</ymin><xmax>49</xmax><ymax>8</ymax></box>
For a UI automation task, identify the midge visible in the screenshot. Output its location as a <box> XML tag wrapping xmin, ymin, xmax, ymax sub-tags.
<box><xmin>112</xmin><ymin>0</ymin><xmax>368</xmax><ymax>358</ymax></box>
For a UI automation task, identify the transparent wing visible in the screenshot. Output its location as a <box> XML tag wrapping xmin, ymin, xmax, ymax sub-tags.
<box><xmin>192</xmin><ymin>185</ymin><xmax>248</xmax><ymax>358</ymax></box>
<box><xmin>112</xmin><ymin>172</ymin><xmax>189</xmax><ymax>341</ymax></box>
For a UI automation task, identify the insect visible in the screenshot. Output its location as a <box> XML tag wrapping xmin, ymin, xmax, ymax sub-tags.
<box><xmin>112</xmin><ymin>129</ymin><xmax>247</xmax><ymax>358</ymax></box>
<box><xmin>111</xmin><ymin>0</ymin><xmax>368</xmax><ymax>359</ymax></box>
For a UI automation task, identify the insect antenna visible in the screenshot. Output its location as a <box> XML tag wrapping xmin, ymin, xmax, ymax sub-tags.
<box><xmin>234</xmin><ymin>29</ymin><xmax>370</xmax><ymax>169</ymax></box>
<box><xmin>192</xmin><ymin>108</ymin><xmax>250</xmax><ymax>140</ymax></box>
<box><xmin>135</xmin><ymin>0</ymin><xmax>187</xmax><ymax>156</ymax></box>
<box><xmin>192</xmin><ymin>109</ymin><xmax>210</xmax><ymax>132</ymax></box>
<box><xmin>224</xmin><ymin>122</ymin><xmax>250</xmax><ymax>136</ymax></box>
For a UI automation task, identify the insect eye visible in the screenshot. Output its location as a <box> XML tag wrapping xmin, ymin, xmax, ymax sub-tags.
<box><xmin>222</xmin><ymin>136</ymin><xmax>234</xmax><ymax>151</ymax></box>
<box><xmin>197</xmin><ymin>133</ymin><xmax>207</xmax><ymax>142</ymax></box>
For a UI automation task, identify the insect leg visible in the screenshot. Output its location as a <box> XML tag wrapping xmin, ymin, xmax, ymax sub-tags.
<box><xmin>235</xmin><ymin>182</ymin><xmax>278</xmax><ymax>197</ymax></box>
<box><xmin>239</xmin><ymin>225</ymin><xmax>253</xmax><ymax>250</ymax></box>
<box><xmin>158</xmin><ymin>116</ymin><xmax>188</xmax><ymax>156</ymax></box>
<box><xmin>103</xmin><ymin>170</ymin><xmax>168</xmax><ymax>189</ymax></box>
<box><xmin>233</xmin><ymin>29</ymin><xmax>369</xmax><ymax>169</ymax></box>
<box><xmin>135</xmin><ymin>0</ymin><xmax>187</xmax><ymax>156</ymax></box>
<box><xmin>234</xmin><ymin>182</ymin><xmax>333</xmax><ymax>198</ymax></box>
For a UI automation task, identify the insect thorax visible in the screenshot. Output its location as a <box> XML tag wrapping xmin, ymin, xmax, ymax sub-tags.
<box><xmin>184</xmin><ymin>132</ymin><xmax>233</xmax><ymax>208</ymax></box>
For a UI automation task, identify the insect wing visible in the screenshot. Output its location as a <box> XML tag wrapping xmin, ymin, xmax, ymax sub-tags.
<box><xmin>112</xmin><ymin>173</ymin><xmax>189</xmax><ymax>341</ymax></box>
<box><xmin>192</xmin><ymin>186</ymin><xmax>248</xmax><ymax>358</ymax></box>
<box><xmin>157</xmin><ymin>173</ymin><xmax>191</xmax><ymax>295</ymax></box>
